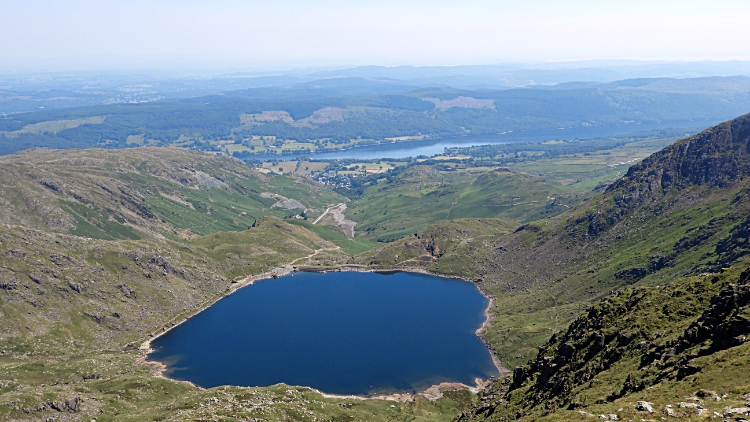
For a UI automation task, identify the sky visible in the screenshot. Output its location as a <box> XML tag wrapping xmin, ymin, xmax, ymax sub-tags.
<box><xmin>3</xmin><ymin>0</ymin><xmax>750</xmax><ymax>70</ymax></box>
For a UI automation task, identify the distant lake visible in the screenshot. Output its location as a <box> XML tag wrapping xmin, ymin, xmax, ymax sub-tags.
<box><xmin>240</xmin><ymin>120</ymin><xmax>719</xmax><ymax>162</ymax></box>
<box><xmin>148</xmin><ymin>271</ymin><xmax>499</xmax><ymax>395</ymax></box>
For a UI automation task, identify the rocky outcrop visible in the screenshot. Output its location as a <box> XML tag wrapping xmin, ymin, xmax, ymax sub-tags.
<box><xmin>457</xmin><ymin>265</ymin><xmax>750</xmax><ymax>421</ymax></box>
<box><xmin>609</xmin><ymin>113</ymin><xmax>750</xmax><ymax>196</ymax></box>
<box><xmin>567</xmin><ymin>113</ymin><xmax>750</xmax><ymax>239</ymax></box>
<box><xmin>664</xmin><ymin>268</ymin><xmax>750</xmax><ymax>358</ymax></box>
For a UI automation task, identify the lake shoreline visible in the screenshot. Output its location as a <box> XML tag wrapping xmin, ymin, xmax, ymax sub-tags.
<box><xmin>137</xmin><ymin>261</ymin><xmax>509</xmax><ymax>400</ymax></box>
<box><xmin>300</xmin><ymin>264</ymin><xmax>511</xmax><ymax>379</ymax></box>
<box><xmin>235</xmin><ymin>121</ymin><xmax>712</xmax><ymax>161</ymax></box>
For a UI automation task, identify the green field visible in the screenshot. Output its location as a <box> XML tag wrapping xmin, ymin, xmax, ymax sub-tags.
<box><xmin>510</xmin><ymin>136</ymin><xmax>678</xmax><ymax>189</ymax></box>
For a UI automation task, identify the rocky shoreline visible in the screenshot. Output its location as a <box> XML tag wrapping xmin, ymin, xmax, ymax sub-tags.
<box><xmin>136</xmin><ymin>261</ymin><xmax>509</xmax><ymax>401</ymax></box>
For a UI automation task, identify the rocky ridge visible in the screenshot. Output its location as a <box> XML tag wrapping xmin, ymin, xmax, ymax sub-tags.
<box><xmin>457</xmin><ymin>265</ymin><xmax>750</xmax><ymax>421</ymax></box>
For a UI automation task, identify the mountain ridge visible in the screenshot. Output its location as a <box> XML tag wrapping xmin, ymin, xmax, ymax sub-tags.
<box><xmin>357</xmin><ymin>112</ymin><xmax>750</xmax><ymax>368</ymax></box>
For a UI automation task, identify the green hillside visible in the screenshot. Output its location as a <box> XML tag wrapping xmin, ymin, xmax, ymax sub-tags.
<box><xmin>353</xmin><ymin>113</ymin><xmax>750</xmax><ymax>420</ymax></box>
<box><xmin>0</xmin><ymin>147</ymin><xmax>345</xmax><ymax>241</ymax></box>
<box><xmin>348</xmin><ymin>166</ymin><xmax>583</xmax><ymax>242</ymax></box>
<box><xmin>0</xmin><ymin>215</ymin><xmax>471</xmax><ymax>421</ymax></box>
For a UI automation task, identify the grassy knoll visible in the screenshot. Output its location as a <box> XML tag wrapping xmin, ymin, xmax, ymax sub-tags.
<box><xmin>286</xmin><ymin>219</ymin><xmax>379</xmax><ymax>254</ymax></box>
<box><xmin>348</xmin><ymin>165</ymin><xmax>584</xmax><ymax>242</ymax></box>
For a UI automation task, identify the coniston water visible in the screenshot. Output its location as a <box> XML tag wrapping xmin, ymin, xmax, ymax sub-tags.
<box><xmin>148</xmin><ymin>271</ymin><xmax>499</xmax><ymax>395</ymax></box>
<box><xmin>239</xmin><ymin>120</ymin><xmax>717</xmax><ymax>161</ymax></box>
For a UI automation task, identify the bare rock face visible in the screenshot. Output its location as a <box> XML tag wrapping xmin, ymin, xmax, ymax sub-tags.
<box><xmin>571</xmin><ymin>112</ymin><xmax>750</xmax><ymax>239</ymax></box>
<box><xmin>696</xmin><ymin>389</ymin><xmax>722</xmax><ymax>401</ymax></box>
<box><xmin>610</xmin><ymin>113</ymin><xmax>750</xmax><ymax>196</ymax></box>
<box><xmin>673</xmin><ymin>270</ymin><xmax>750</xmax><ymax>356</ymax></box>
<box><xmin>272</xmin><ymin>198</ymin><xmax>306</xmax><ymax>210</ymax></box>
<box><xmin>723</xmin><ymin>407</ymin><xmax>750</xmax><ymax>417</ymax></box>
<box><xmin>261</xmin><ymin>192</ymin><xmax>307</xmax><ymax>210</ymax></box>
<box><xmin>194</xmin><ymin>171</ymin><xmax>227</xmax><ymax>188</ymax></box>
<box><xmin>28</xmin><ymin>271</ymin><xmax>47</xmax><ymax>285</ymax></box>
<box><xmin>68</xmin><ymin>281</ymin><xmax>84</xmax><ymax>293</ymax></box>
<box><xmin>457</xmin><ymin>264</ymin><xmax>750</xmax><ymax>422</ymax></box>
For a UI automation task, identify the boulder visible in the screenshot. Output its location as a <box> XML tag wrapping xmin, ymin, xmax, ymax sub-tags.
<box><xmin>636</xmin><ymin>401</ymin><xmax>654</xmax><ymax>413</ymax></box>
<box><xmin>724</xmin><ymin>407</ymin><xmax>750</xmax><ymax>417</ymax></box>
<box><xmin>696</xmin><ymin>389</ymin><xmax>721</xmax><ymax>401</ymax></box>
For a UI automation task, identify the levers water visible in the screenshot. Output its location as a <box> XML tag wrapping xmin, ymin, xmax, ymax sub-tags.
<box><xmin>148</xmin><ymin>271</ymin><xmax>499</xmax><ymax>395</ymax></box>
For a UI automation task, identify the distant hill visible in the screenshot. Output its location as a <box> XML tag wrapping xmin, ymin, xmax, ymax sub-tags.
<box><xmin>2</xmin><ymin>76</ymin><xmax>749</xmax><ymax>156</ymax></box>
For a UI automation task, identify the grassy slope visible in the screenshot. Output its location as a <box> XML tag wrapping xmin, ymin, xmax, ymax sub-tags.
<box><xmin>285</xmin><ymin>219</ymin><xmax>380</xmax><ymax>254</ymax></box>
<box><xmin>0</xmin><ymin>217</ymin><xmax>339</xmax><ymax>354</ymax></box>
<box><xmin>0</xmin><ymin>147</ymin><xmax>465</xmax><ymax>421</ymax></box>
<box><xmin>0</xmin><ymin>353</ymin><xmax>472</xmax><ymax>422</ymax></box>
<box><xmin>348</xmin><ymin>166</ymin><xmax>585</xmax><ymax>242</ymax></box>
<box><xmin>0</xmin><ymin>147</ymin><xmax>345</xmax><ymax>241</ymax></box>
<box><xmin>373</xmin><ymin>183</ymin><xmax>749</xmax><ymax>367</ymax></box>
<box><xmin>354</xmin><ymin>114</ymin><xmax>750</xmax><ymax>420</ymax></box>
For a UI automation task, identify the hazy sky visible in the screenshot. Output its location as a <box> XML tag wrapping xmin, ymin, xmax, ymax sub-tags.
<box><xmin>3</xmin><ymin>0</ymin><xmax>750</xmax><ymax>69</ymax></box>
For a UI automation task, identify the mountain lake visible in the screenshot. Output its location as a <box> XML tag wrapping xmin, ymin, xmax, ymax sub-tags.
<box><xmin>239</xmin><ymin>119</ymin><xmax>719</xmax><ymax>161</ymax></box>
<box><xmin>148</xmin><ymin>271</ymin><xmax>500</xmax><ymax>396</ymax></box>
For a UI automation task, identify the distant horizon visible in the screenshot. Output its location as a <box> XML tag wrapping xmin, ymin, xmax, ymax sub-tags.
<box><xmin>4</xmin><ymin>58</ymin><xmax>750</xmax><ymax>78</ymax></box>
<box><xmin>3</xmin><ymin>0</ymin><xmax>749</xmax><ymax>74</ymax></box>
